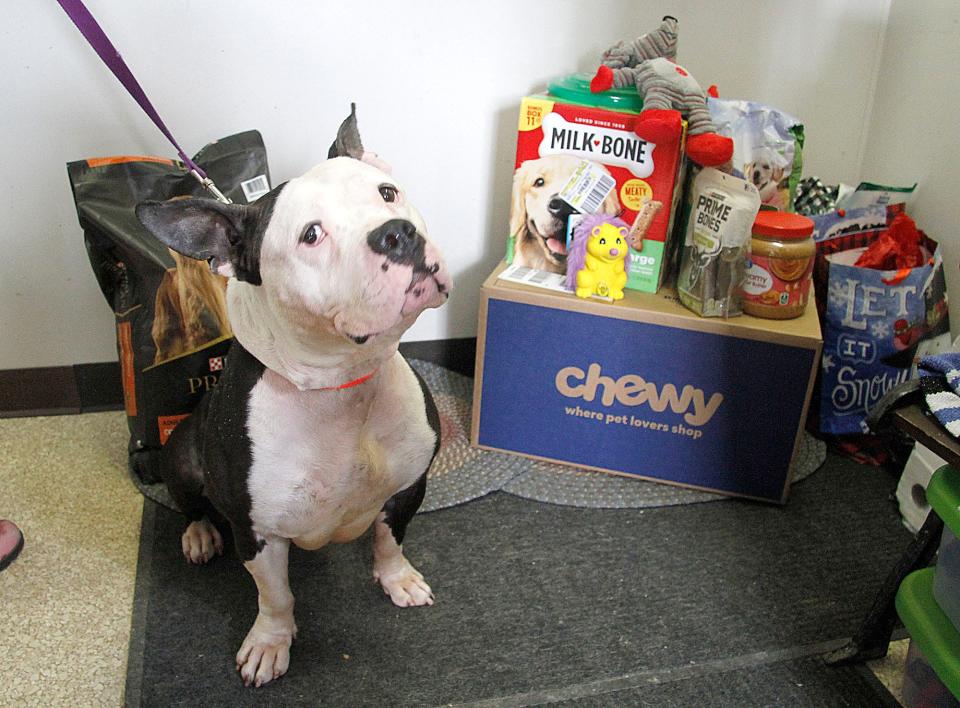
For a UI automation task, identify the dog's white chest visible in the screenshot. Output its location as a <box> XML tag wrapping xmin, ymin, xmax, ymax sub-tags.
<box><xmin>244</xmin><ymin>356</ymin><xmax>434</xmax><ymax>548</ymax></box>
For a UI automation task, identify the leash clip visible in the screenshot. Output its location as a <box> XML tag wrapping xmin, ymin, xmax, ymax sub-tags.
<box><xmin>190</xmin><ymin>169</ymin><xmax>233</xmax><ymax>205</ymax></box>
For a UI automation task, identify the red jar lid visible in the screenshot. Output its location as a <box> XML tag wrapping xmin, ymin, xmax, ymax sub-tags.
<box><xmin>752</xmin><ymin>210</ymin><xmax>815</xmax><ymax>239</ymax></box>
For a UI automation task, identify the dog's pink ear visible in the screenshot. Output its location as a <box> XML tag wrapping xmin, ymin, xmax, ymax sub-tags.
<box><xmin>328</xmin><ymin>103</ymin><xmax>365</xmax><ymax>160</ymax></box>
<box><xmin>136</xmin><ymin>198</ymin><xmax>257</xmax><ymax>283</ymax></box>
<box><xmin>361</xmin><ymin>151</ymin><xmax>392</xmax><ymax>174</ymax></box>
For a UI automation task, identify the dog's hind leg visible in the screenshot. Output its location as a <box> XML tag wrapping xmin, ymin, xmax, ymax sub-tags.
<box><xmin>160</xmin><ymin>410</ymin><xmax>223</xmax><ymax>564</ymax></box>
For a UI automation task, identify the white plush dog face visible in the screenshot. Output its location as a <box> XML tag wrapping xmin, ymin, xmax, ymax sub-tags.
<box><xmin>258</xmin><ymin>157</ymin><xmax>450</xmax><ymax>345</ymax></box>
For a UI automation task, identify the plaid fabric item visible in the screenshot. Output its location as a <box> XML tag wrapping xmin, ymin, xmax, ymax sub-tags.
<box><xmin>794</xmin><ymin>176</ymin><xmax>838</xmax><ymax>216</ymax></box>
<box><xmin>920</xmin><ymin>352</ymin><xmax>960</xmax><ymax>438</ymax></box>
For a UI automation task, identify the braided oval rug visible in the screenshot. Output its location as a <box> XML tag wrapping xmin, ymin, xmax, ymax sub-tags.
<box><xmin>131</xmin><ymin>359</ymin><xmax>826</xmax><ymax>513</ymax></box>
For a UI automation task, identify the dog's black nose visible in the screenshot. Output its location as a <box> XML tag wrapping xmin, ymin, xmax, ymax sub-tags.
<box><xmin>368</xmin><ymin>219</ymin><xmax>424</xmax><ymax>265</ymax></box>
<box><xmin>547</xmin><ymin>196</ymin><xmax>575</xmax><ymax>218</ymax></box>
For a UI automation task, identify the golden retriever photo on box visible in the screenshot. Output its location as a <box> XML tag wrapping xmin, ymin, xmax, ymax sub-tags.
<box><xmin>510</xmin><ymin>154</ymin><xmax>621</xmax><ymax>274</ymax></box>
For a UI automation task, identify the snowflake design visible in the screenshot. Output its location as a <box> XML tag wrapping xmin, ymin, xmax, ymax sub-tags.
<box><xmin>821</xmin><ymin>353</ymin><xmax>835</xmax><ymax>373</ymax></box>
<box><xmin>828</xmin><ymin>279</ymin><xmax>851</xmax><ymax>309</ymax></box>
<box><xmin>871</xmin><ymin>321</ymin><xmax>890</xmax><ymax>340</ymax></box>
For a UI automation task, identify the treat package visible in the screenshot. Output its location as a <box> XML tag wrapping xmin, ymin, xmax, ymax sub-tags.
<box><xmin>835</xmin><ymin>181</ymin><xmax>917</xmax><ymax>211</ymax></box>
<box><xmin>677</xmin><ymin>168</ymin><xmax>761</xmax><ymax>318</ymax></box>
<box><xmin>708</xmin><ymin>98</ymin><xmax>804</xmax><ymax>211</ymax></box>
<box><xmin>509</xmin><ymin>84</ymin><xmax>686</xmax><ymax>293</ymax></box>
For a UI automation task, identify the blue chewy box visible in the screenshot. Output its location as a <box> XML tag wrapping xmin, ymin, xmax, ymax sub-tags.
<box><xmin>472</xmin><ymin>264</ymin><xmax>822</xmax><ymax>503</ymax></box>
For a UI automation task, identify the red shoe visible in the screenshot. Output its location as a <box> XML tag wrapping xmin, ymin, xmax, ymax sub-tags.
<box><xmin>686</xmin><ymin>132</ymin><xmax>734</xmax><ymax>167</ymax></box>
<box><xmin>0</xmin><ymin>520</ymin><xmax>24</xmax><ymax>571</ymax></box>
<box><xmin>590</xmin><ymin>65</ymin><xmax>614</xmax><ymax>93</ymax></box>
<box><xmin>633</xmin><ymin>108</ymin><xmax>683</xmax><ymax>144</ymax></box>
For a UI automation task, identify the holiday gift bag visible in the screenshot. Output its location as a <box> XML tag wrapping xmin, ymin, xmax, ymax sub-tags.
<box><xmin>819</xmin><ymin>232</ymin><xmax>949</xmax><ymax>435</ymax></box>
<box><xmin>67</xmin><ymin>130</ymin><xmax>272</xmax><ymax>483</ymax></box>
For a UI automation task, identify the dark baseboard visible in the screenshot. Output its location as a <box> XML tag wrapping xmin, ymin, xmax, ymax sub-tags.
<box><xmin>0</xmin><ymin>337</ymin><xmax>477</xmax><ymax>419</ymax></box>
<box><xmin>73</xmin><ymin>361</ymin><xmax>127</xmax><ymax>413</ymax></box>
<box><xmin>0</xmin><ymin>366</ymin><xmax>85</xmax><ymax>418</ymax></box>
<box><xmin>400</xmin><ymin>337</ymin><xmax>477</xmax><ymax>378</ymax></box>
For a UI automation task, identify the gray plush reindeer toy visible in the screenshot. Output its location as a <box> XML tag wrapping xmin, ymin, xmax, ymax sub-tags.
<box><xmin>590</xmin><ymin>16</ymin><xmax>733</xmax><ymax>167</ymax></box>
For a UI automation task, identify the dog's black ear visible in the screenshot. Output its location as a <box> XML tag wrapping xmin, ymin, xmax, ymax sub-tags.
<box><xmin>328</xmin><ymin>102</ymin><xmax>365</xmax><ymax>160</ymax></box>
<box><xmin>136</xmin><ymin>198</ymin><xmax>258</xmax><ymax>283</ymax></box>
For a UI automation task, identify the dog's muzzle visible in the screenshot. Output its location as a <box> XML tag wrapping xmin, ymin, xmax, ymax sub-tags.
<box><xmin>537</xmin><ymin>196</ymin><xmax>573</xmax><ymax>261</ymax></box>
<box><xmin>366</xmin><ymin>219</ymin><xmax>451</xmax><ymax>320</ymax></box>
<box><xmin>368</xmin><ymin>219</ymin><xmax>424</xmax><ymax>265</ymax></box>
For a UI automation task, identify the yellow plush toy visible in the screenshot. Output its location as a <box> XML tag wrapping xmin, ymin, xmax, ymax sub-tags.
<box><xmin>566</xmin><ymin>215</ymin><xmax>630</xmax><ymax>300</ymax></box>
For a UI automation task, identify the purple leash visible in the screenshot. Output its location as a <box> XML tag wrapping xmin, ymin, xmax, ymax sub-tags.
<box><xmin>56</xmin><ymin>0</ymin><xmax>231</xmax><ymax>203</ymax></box>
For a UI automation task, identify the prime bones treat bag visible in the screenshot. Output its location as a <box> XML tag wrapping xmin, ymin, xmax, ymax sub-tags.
<box><xmin>508</xmin><ymin>75</ymin><xmax>686</xmax><ymax>293</ymax></box>
<box><xmin>67</xmin><ymin>131</ymin><xmax>271</xmax><ymax>484</ymax></box>
<box><xmin>677</xmin><ymin>168</ymin><xmax>761</xmax><ymax>317</ymax></box>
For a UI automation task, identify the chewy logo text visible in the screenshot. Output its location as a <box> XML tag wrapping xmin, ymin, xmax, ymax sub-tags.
<box><xmin>540</xmin><ymin>113</ymin><xmax>655</xmax><ymax>177</ymax></box>
<box><xmin>555</xmin><ymin>363</ymin><xmax>723</xmax><ymax>426</ymax></box>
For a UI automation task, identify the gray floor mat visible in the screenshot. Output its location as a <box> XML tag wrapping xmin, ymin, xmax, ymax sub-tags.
<box><xmin>126</xmin><ymin>453</ymin><xmax>905</xmax><ymax>707</ymax></box>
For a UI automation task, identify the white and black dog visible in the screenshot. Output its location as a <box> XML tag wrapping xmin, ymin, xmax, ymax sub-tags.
<box><xmin>136</xmin><ymin>106</ymin><xmax>451</xmax><ymax>687</ymax></box>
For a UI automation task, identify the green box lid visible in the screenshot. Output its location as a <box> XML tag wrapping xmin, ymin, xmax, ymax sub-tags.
<box><xmin>547</xmin><ymin>73</ymin><xmax>644</xmax><ymax>113</ymax></box>
<box><xmin>928</xmin><ymin>465</ymin><xmax>960</xmax><ymax>538</ymax></box>
<box><xmin>896</xmin><ymin>567</ymin><xmax>960</xmax><ymax>699</ymax></box>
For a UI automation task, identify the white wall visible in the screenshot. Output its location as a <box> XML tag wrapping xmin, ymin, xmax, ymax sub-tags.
<box><xmin>859</xmin><ymin>0</ymin><xmax>960</xmax><ymax>338</ymax></box>
<box><xmin>1</xmin><ymin>0</ymin><xmax>892</xmax><ymax>368</ymax></box>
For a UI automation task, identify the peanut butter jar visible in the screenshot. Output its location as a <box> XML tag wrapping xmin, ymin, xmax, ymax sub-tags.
<box><xmin>742</xmin><ymin>211</ymin><xmax>816</xmax><ymax>319</ymax></box>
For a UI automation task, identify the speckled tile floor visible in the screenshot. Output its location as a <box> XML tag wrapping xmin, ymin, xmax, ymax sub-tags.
<box><xmin>0</xmin><ymin>411</ymin><xmax>142</xmax><ymax>707</ymax></box>
<box><xmin>0</xmin><ymin>411</ymin><xmax>909</xmax><ymax>706</ymax></box>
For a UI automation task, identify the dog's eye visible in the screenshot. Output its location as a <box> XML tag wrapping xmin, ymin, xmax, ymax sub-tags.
<box><xmin>533</xmin><ymin>177</ymin><xmax>545</xmax><ymax>188</ymax></box>
<box><xmin>379</xmin><ymin>184</ymin><xmax>399</xmax><ymax>203</ymax></box>
<box><xmin>301</xmin><ymin>223</ymin><xmax>324</xmax><ymax>246</ymax></box>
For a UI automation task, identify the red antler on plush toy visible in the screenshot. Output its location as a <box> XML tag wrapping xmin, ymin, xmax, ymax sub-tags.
<box><xmin>590</xmin><ymin>16</ymin><xmax>734</xmax><ymax>168</ymax></box>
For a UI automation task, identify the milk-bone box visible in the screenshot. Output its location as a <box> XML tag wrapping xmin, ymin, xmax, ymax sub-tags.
<box><xmin>508</xmin><ymin>76</ymin><xmax>686</xmax><ymax>293</ymax></box>
<box><xmin>471</xmin><ymin>263</ymin><xmax>823</xmax><ymax>503</ymax></box>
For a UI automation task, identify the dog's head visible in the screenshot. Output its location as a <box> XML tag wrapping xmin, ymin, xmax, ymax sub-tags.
<box><xmin>137</xmin><ymin>105</ymin><xmax>451</xmax><ymax>386</ymax></box>
<box><xmin>510</xmin><ymin>155</ymin><xmax>619</xmax><ymax>272</ymax></box>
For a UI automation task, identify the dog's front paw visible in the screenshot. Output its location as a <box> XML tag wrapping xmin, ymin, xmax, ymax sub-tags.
<box><xmin>374</xmin><ymin>557</ymin><xmax>434</xmax><ymax>608</ymax></box>
<box><xmin>181</xmin><ymin>518</ymin><xmax>223</xmax><ymax>564</ymax></box>
<box><xmin>236</xmin><ymin>613</ymin><xmax>297</xmax><ymax>687</ymax></box>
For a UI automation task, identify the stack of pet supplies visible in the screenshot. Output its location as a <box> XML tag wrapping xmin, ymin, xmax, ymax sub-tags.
<box><xmin>504</xmin><ymin>15</ymin><xmax>812</xmax><ymax>321</ymax></box>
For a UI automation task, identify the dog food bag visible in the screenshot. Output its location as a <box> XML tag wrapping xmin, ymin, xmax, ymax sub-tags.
<box><xmin>708</xmin><ymin>98</ymin><xmax>803</xmax><ymax>212</ymax></box>
<box><xmin>67</xmin><ymin>131</ymin><xmax>271</xmax><ymax>484</ymax></box>
<box><xmin>677</xmin><ymin>168</ymin><xmax>761</xmax><ymax>317</ymax></box>
<box><xmin>508</xmin><ymin>74</ymin><xmax>686</xmax><ymax>293</ymax></box>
